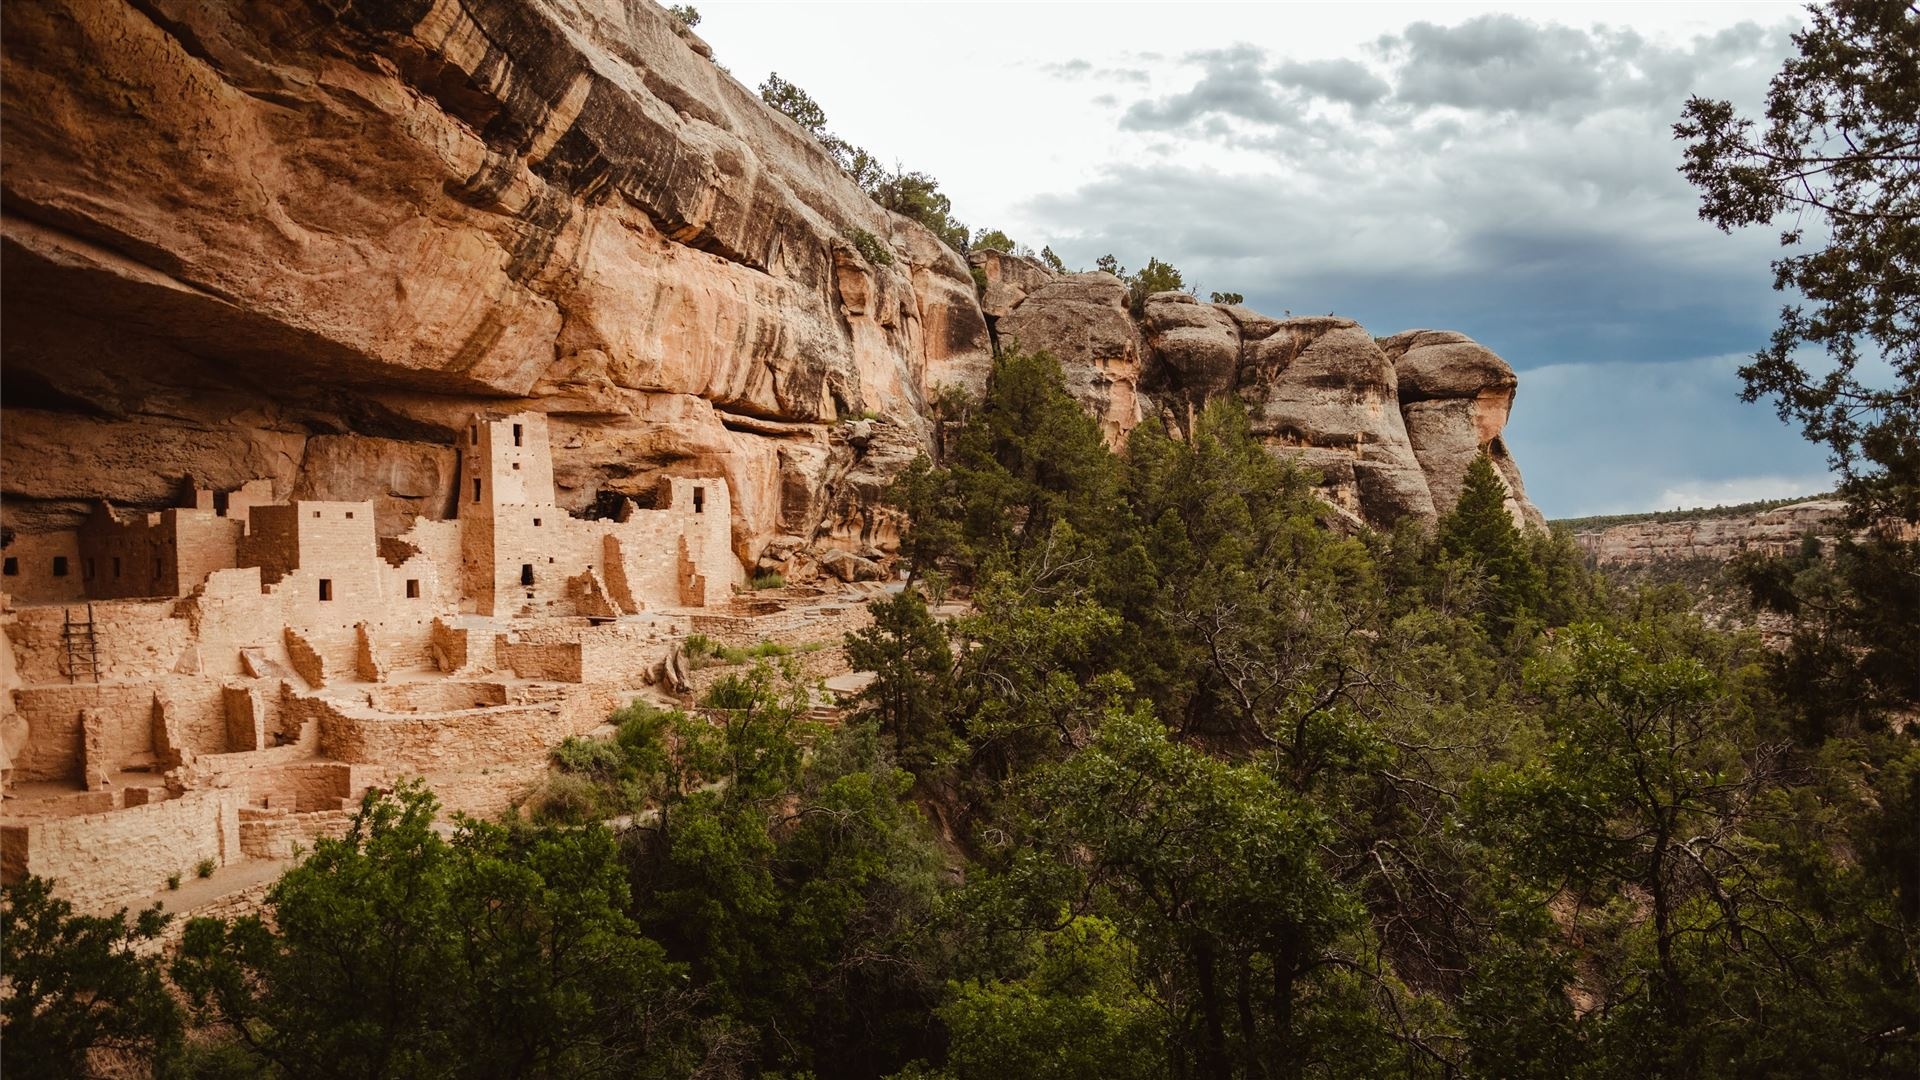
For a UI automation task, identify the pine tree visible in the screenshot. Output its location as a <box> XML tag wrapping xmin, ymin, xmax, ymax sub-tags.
<box><xmin>1439</xmin><ymin>454</ymin><xmax>1541</xmax><ymax>633</ymax></box>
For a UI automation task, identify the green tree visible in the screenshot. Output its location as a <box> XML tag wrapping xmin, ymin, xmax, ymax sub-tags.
<box><xmin>759</xmin><ymin>72</ymin><xmax>829</xmax><ymax>136</ymax></box>
<box><xmin>1438</xmin><ymin>453</ymin><xmax>1542</xmax><ymax>635</ymax></box>
<box><xmin>1006</xmin><ymin>708</ymin><xmax>1390</xmax><ymax>1079</ymax></box>
<box><xmin>937</xmin><ymin>917</ymin><xmax>1164</xmax><ymax>1080</ymax></box>
<box><xmin>1675</xmin><ymin>0</ymin><xmax>1920</xmax><ymax>524</ymax></box>
<box><xmin>1209</xmin><ymin>291</ymin><xmax>1244</xmax><ymax>305</ymax></box>
<box><xmin>1038</xmin><ymin>245</ymin><xmax>1067</xmax><ymax>273</ymax></box>
<box><xmin>893</xmin><ymin>348</ymin><xmax>1124</xmax><ymax>582</ymax></box>
<box><xmin>847</xmin><ymin>588</ymin><xmax>957</xmax><ymax>770</ymax></box>
<box><xmin>1</xmin><ymin>877</ymin><xmax>184</xmax><ymax>1079</ymax></box>
<box><xmin>1733</xmin><ymin>531</ymin><xmax>1920</xmax><ymax>740</ymax></box>
<box><xmin>1677</xmin><ymin>0</ymin><xmax>1920</xmax><ymax>754</ymax></box>
<box><xmin>624</xmin><ymin>666</ymin><xmax>948</xmax><ymax>1075</ymax></box>
<box><xmin>1125</xmin><ymin>256</ymin><xmax>1188</xmax><ymax>313</ymax></box>
<box><xmin>1467</xmin><ymin>622</ymin><xmax>1778</xmax><ymax>1076</ymax></box>
<box><xmin>971</xmin><ymin>228</ymin><xmax>1022</xmax><ymax>254</ymax></box>
<box><xmin>871</xmin><ymin>167</ymin><xmax>969</xmax><ymax>251</ymax></box>
<box><xmin>172</xmin><ymin>781</ymin><xmax>689</xmax><ymax>1079</ymax></box>
<box><xmin>665</xmin><ymin>4</ymin><xmax>700</xmax><ymax>29</ymax></box>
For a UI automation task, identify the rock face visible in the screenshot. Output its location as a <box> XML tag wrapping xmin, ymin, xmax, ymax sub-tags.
<box><xmin>1005</xmin><ymin>283</ymin><xmax>1541</xmax><ymax>527</ymax></box>
<box><xmin>1381</xmin><ymin>330</ymin><xmax>1545</xmax><ymax>529</ymax></box>
<box><xmin>995</xmin><ymin>273</ymin><xmax>1147</xmax><ymax>447</ymax></box>
<box><xmin>1575</xmin><ymin>500</ymin><xmax>1849</xmax><ymax>565</ymax></box>
<box><xmin>0</xmin><ymin>0</ymin><xmax>1541</xmax><ymax>567</ymax></box>
<box><xmin>0</xmin><ymin>0</ymin><xmax>987</xmax><ymax>568</ymax></box>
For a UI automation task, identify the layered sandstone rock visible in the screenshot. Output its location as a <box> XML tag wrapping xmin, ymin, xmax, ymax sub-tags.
<box><xmin>1001</xmin><ymin>280</ymin><xmax>1538</xmax><ymax>527</ymax></box>
<box><xmin>1</xmin><ymin>0</ymin><xmax>1542</xmax><ymax>570</ymax></box>
<box><xmin>1381</xmin><ymin>330</ymin><xmax>1545</xmax><ymax>528</ymax></box>
<box><xmin>968</xmin><ymin>249</ymin><xmax>1055</xmax><ymax>322</ymax></box>
<box><xmin>0</xmin><ymin>0</ymin><xmax>988</xmax><ymax>566</ymax></box>
<box><xmin>1575</xmin><ymin>500</ymin><xmax>1848</xmax><ymax>566</ymax></box>
<box><xmin>994</xmin><ymin>273</ymin><xmax>1147</xmax><ymax>446</ymax></box>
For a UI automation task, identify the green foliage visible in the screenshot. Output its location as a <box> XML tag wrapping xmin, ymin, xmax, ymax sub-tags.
<box><xmin>970</xmin><ymin>227</ymin><xmax>1022</xmax><ymax>254</ymax></box>
<box><xmin>665</xmin><ymin>4</ymin><xmax>700</xmax><ymax>28</ymax></box>
<box><xmin>1209</xmin><ymin>290</ymin><xmax>1244</xmax><ymax>305</ymax></box>
<box><xmin>1439</xmin><ymin>453</ymin><xmax>1543</xmax><ymax>634</ymax></box>
<box><xmin>848</xmin><ymin>227</ymin><xmax>894</xmax><ymax>267</ymax></box>
<box><xmin>195</xmin><ymin>858</ymin><xmax>217</xmax><ymax>880</ymax></box>
<box><xmin>891</xmin><ymin>348</ymin><xmax>1123</xmax><ymax>583</ymax></box>
<box><xmin>968</xmin><ymin>265</ymin><xmax>988</xmax><ymax>297</ymax></box>
<box><xmin>624</xmin><ymin>665</ymin><xmax>949</xmax><ymax>1073</ymax></box>
<box><xmin>760</xmin><ymin>71</ymin><xmax>829</xmax><ymax>136</ymax></box>
<box><xmin>938</xmin><ymin>917</ymin><xmax>1164</xmax><ymax>1080</ymax></box>
<box><xmin>1678</xmin><ymin>1</ymin><xmax>1920</xmax><ymax>748</ymax></box>
<box><xmin>1733</xmin><ymin>530</ymin><xmax>1920</xmax><ymax>740</ymax></box>
<box><xmin>869</xmin><ymin>167</ymin><xmax>970</xmax><ymax>252</ymax></box>
<box><xmin>171</xmin><ymin>781</ymin><xmax>693</xmax><ymax>1078</ymax></box>
<box><xmin>751</xmin><ymin>569</ymin><xmax>788</xmax><ymax>590</ymax></box>
<box><xmin>2</xmin><ymin>876</ymin><xmax>184</xmax><ymax>1079</ymax></box>
<box><xmin>551</xmin><ymin>734</ymin><xmax>626</xmax><ymax>779</ymax></box>
<box><xmin>1124</xmin><ymin>255</ymin><xmax>1187</xmax><ymax>314</ymax></box>
<box><xmin>1038</xmin><ymin>245</ymin><xmax>1067</xmax><ymax>273</ymax></box>
<box><xmin>168</xmin><ymin>873</ymin><xmax>182</xmax><ymax>891</ymax></box>
<box><xmin>1675</xmin><ymin>0</ymin><xmax>1920</xmax><ymax>522</ymax></box>
<box><xmin>1001</xmin><ymin>708</ymin><xmax>1384</xmax><ymax>1075</ymax></box>
<box><xmin>847</xmin><ymin>588</ymin><xmax>956</xmax><ymax>770</ymax></box>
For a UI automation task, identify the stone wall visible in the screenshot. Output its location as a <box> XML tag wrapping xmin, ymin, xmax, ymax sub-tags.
<box><xmin>1</xmin><ymin>789</ymin><xmax>242</xmax><ymax>909</ymax></box>
<box><xmin>308</xmin><ymin>686</ymin><xmax>622</xmax><ymax>772</ymax></box>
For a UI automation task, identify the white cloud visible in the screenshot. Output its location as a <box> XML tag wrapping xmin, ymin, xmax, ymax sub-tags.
<box><xmin>1652</xmin><ymin>476</ymin><xmax>1835</xmax><ymax>511</ymax></box>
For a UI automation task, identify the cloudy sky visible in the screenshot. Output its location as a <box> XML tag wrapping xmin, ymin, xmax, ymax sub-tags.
<box><xmin>694</xmin><ymin>1</ymin><xmax>1833</xmax><ymax>518</ymax></box>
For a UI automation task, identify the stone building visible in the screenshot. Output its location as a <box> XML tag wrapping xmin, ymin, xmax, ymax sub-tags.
<box><xmin>0</xmin><ymin>412</ymin><xmax>738</xmax><ymax>909</ymax></box>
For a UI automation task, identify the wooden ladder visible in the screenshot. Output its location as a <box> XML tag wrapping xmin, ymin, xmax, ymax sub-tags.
<box><xmin>62</xmin><ymin>603</ymin><xmax>101</xmax><ymax>684</ymax></box>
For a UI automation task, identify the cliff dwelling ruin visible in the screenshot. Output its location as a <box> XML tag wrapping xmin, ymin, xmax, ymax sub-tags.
<box><xmin>0</xmin><ymin>412</ymin><xmax>757</xmax><ymax>909</ymax></box>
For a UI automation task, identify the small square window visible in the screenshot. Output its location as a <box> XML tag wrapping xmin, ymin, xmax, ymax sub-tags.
<box><xmin>52</xmin><ymin>556</ymin><xmax>69</xmax><ymax>577</ymax></box>
<box><xmin>533</xmin><ymin>518</ymin><xmax>542</xmax><ymax>527</ymax></box>
<box><xmin>319</xmin><ymin>579</ymin><xmax>333</xmax><ymax>602</ymax></box>
<box><xmin>2</xmin><ymin>557</ymin><xmax>17</xmax><ymax>576</ymax></box>
<box><xmin>406</xmin><ymin>579</ymin><xmax>420</xmax><ymax>599</ymax></box>
<box><xmin>345</xmin><ymin>511</ymin><xmax>354</xmax><ymax>519</ymax></box>
<box><xmin>312</xmin><ymin>510</ymin><xmax>321</xmax><ymax>518</ymax></box>
<box><xmin>512</xmin><ymin>462</ymin><xmax>520</xmax><ymax>471</ymax></box>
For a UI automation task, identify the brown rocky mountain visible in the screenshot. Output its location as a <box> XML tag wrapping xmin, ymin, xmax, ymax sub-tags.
<box><xmin>1</xmin><ymin>0</ymin><xmax>1541</xmax><ymax>577</ymax></box>
<box><xmin>1572</xmin><ymin>499</ymin><xmax>1849</xmax><ymax>566</ymax></box>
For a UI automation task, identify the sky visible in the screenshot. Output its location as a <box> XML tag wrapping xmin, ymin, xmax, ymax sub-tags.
<box><xmin>692</xmin><ymin>1</ymin><xmax>1834</xmax><ymax>518</ymax></box>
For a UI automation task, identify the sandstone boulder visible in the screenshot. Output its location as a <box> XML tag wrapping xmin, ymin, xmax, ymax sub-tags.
<box><xmin>994</xmin><ymin>273</ymin><xmax>1146</xmax><ymax>446</ymax></box>
<box><xmin>1380</xmin><ymin>330</ymin><xmax>1542</xmax><ymax>526</ymax></box>
<box><xmin>818</xmin><ymin>548</ymin><xmax>888</xmax><ymax>583</ymax></box>
<box><xmin>1236</xmin><ymin>319</ymin><xmax>1436</xmax><ymax>525</ymax></box>
<box><xmin>968</xmin><ymin>249</ymin><xmax>1056</xmax><ymax>320</ymax></box>
<box><xmin>1141</xmin><ymin>292</ymin><xmax>1241</xmax><ymax>406</ymax></box>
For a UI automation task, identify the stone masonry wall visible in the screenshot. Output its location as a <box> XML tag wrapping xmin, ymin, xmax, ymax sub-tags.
<box><xmin>1</xmin><ymin>789</ymin><xmax>242</xmax><ymax>908</ymax></box>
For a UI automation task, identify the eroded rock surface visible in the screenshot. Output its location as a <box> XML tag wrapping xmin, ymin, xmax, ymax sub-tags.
<box><xmin>995</xmin><ymin>273</ymin><xmax>1146</xmax><ymax>446</ymax></box>
<box><xmin>0</xmin><ymin>0</ymin><xmax>987</xmax><ymax>565</ymax></box>
<box><xmin>1575</xmin><ymin>500</ymin><xmax>1849</xmax><ymax>565</ymax></box>
<box><xmin>1</xmin><ymin>0</ymin><xmax>1542</xmax><ymax>566</ymax></box>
